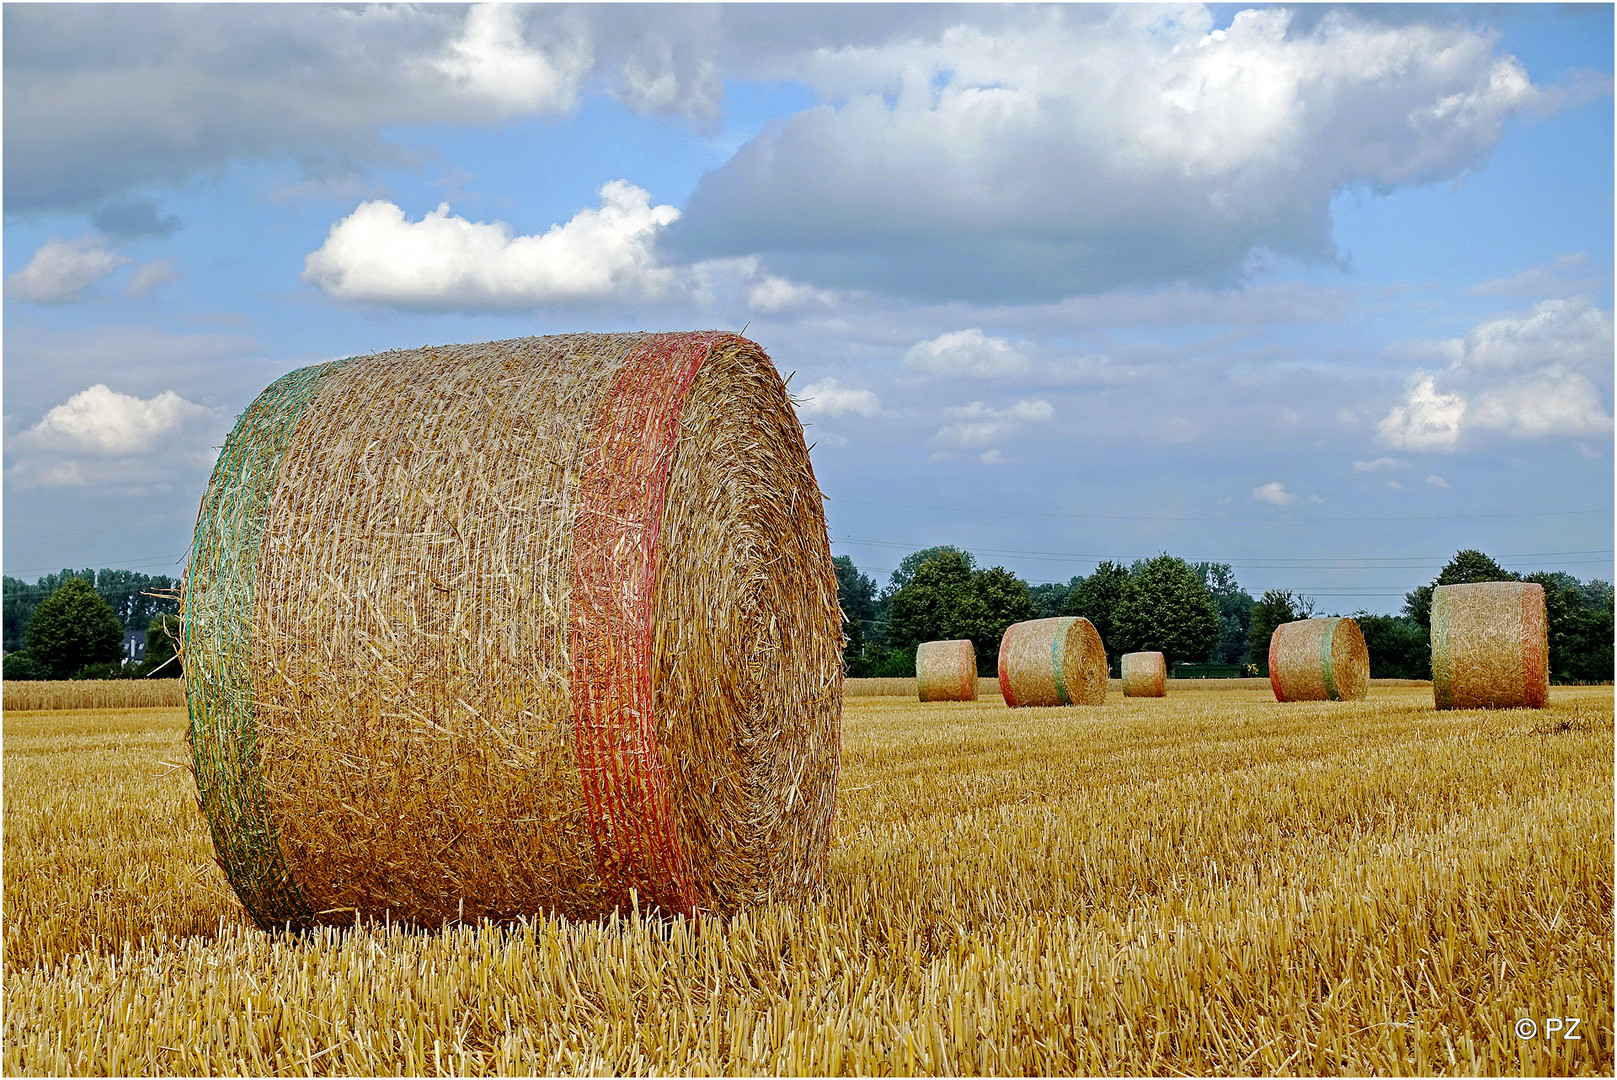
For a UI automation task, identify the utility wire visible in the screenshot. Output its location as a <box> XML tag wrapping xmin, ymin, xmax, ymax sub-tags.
<box><xmin>828</xmin><ymin>497</ymin><xmax>1614</xmax><ymax>524</ymax></box>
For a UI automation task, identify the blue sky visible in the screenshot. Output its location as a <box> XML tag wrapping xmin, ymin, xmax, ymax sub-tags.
<box><xmin>4</xmin><ymin>2</ymin><xmax>1613</xmax><ymax>613</ymax></box>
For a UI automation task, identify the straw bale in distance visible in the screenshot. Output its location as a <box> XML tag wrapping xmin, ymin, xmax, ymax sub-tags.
<box><xmin>1267</xmin><ymin>617</ymin><xmax>1370</xmax><ymax>702</ymax></box>
<box><xmin>915</xmin><ymin>640</ymin><xmax>977</xmax><ymax>702</ymax></box>
<box><xmin>1120</xmin><ymin>651</ymin><xmax>1166</xmax><ymax>698</ymax></box>
<box><xmin>182</xmin><ymin>331</ymin><xmax>842</xmax><ymax>930</ymax></box>
<box><xmin>997</xmin><ymin>616</ymin><xmax>1107</xmax><ymax>707</ymax></box>
<box><xmin>1431</xmin><ymin>581</ymin><xmax>1548</xmax><ymax>710</ymax></box>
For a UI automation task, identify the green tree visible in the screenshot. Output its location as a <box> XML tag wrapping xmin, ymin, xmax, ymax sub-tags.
<box><xmin>1246</xmin><ymin>589</ymin><xmax>1314</xmax><ymax>673</ymax></box>
<box><xmin>4</xmin><ymin>575</ymin><xmax>34</xmax><ymax>653</ymax></box>
<box><xmin>3</xmin><ymin>569</ymin><xmax>179</xmax><ymax>654</ymax></box>
<box><xmin>1523</xmin><ymin>572</ymin><xmax>1615</xmax><ymax>684</ymax></box>
<box><xmin>1028</xmin><ymin>577</ymin><xmax>1080</xmax><ymax>618</ymax></box>
<box><xmin>3</xmin><ymin>652</ymin><xmax>49</xmax><ymax>680</ymax></box>
<box><xmin>1404</xmin><ymin>549</ymin><xmax>1515</xmax><ymax>628</ymax></box>
<box><xmin>968</xmin><ymin>566</ymin><xmax>1039</xmax><ymax>674</ymax></box>
<box><xmin>833</xmin><ymin>556</ymin><xmax>878</xmax><ymax>673</ymax></box>
<box><xmin>1355</xmin><ymin>614</ymin><xmax>1430</xmax><ymax>679</ymax></box>
<box><xmin>884</xmin><ymin>546</ymin><xmax>977</xmax><ymax>596</ymax></box>
<box><xmin>1112</xmin><ymin>555</ymin><xmax>1221</xmax><ymax>668</ymax></box>
<box><xmin>1061</xmin><ymin>560</ymin><xmax>1130</xmax><ymax>663</ymax></box>
<box><xmin>884</xmin><ymin>551</ymin><xmax>1037</xmax><ymax>676</ymax></box>
<box><xmin>25</xmin><ymin>578</ymin><xmax>124</xmax><ymax>679</ymax></box>
<box><xmin>135</xmin><ymin>614</ymin><xmax>185</xmax><ymax>678</ymax></box>
<box><xmin>885</xmin><ymin>550</ymin><xmax>982</xmax><ymax>655</ymax></box>
<box><xmin>1194</xmin><ymin>561</ymin><xmax>1255</xmax><ymax>664</ymax></box>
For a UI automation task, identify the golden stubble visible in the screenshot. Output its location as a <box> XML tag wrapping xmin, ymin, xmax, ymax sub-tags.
<box><xmin>5</xmin><ymin>686</ymin><xmax>1612</xmax><ymax>1076</ymax></box>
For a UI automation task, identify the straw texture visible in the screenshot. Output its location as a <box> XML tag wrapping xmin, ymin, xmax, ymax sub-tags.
<box><xmin>1120</xmin><ymin>652</ymin><xmax>1166</xmax><ymax>698</ymax></box>
<box><xmin>1431</xmin><ymin>582</ymin><xmax>1549</xmax><ymax>710</ymax></box>
<box><xmin>1267</xmin><ymin>617</ymin><xmax>1370</xmax><ymax>703</ymax></box>
<box><xmin>997</xmin><ymin>617</ymin><xmax>1107</xmax><ymax>707</ymax></box>
<box><xmin>915</xmin><ymin>640</ymin><xmax>977</xmax><ymax>702</ymax></box>
<box><xmin>183</xmin><ymin>332</ymin><xmax>842</xmax><ymax>930</ymax></box>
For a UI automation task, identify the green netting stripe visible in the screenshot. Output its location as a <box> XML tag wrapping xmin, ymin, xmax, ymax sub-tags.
<box><xmin>1431</xmin><ymin>593</ymin><xmax>1452</xmax><ymax>710</ymax></box>
<box><xmin>1051</xmin><ymin>621</ymin><xmax>1072</xmax><ymax>706</ymax></box>
<box><xmin>184</xmin><ymin>359</ymin><xmax>351</xmax><ymax>930</ymax></box>
<box><xmin>1318</xmin><ymin>617</ymin><xmax>1340</xmax><ymax>701</ymax></box>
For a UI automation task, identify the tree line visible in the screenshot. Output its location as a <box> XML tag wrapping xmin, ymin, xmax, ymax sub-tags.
<box><xmin>4</xmin><ymin>551</ymin><xmax>1609</xmax><ymax>685</ymax></box>
<box><xmin>836</xmin><ymin>548</ymin><xmax>1613</xmax><ymax>684</ymax></box>
<box><xmin>2</xmin><ymin>569</ymin><xmax>181</xmax><ymax>680</ymax></box>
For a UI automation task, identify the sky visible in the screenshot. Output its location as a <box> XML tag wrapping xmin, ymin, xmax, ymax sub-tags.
<box><xmin>3</xmin><ymin>2</ymin><xmax>1613</xmax><ymax>615</ymax></box>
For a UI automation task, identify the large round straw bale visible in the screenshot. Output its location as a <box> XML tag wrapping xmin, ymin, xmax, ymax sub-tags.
<box><xmin>915</xmin><ymin>639</ymin><xmax>977</xmax><ymax>701</ymax></box>
<box><xmin>997</xmin><ymin>616</ymin><xmax>1107</xmax><ymax>707</ymax></box>
<box><xmin>1431</xmin><ymin>581</ymin><xmax>1548</xmax><ymax>710</ymax></box>
<box><xmin>182</xmin><ymin>332</ymin><xmax>843</xmax><ymax>930</ymax></box>
<box><xmin>1121</xmin><ymin>651</ymin><xmax>1166</xmax><ymax>698</ymax></box>
<box><xmin>1267</xmin><ymin>617</ymin><xmax>1369</xmax><ymax>702</ymax></box>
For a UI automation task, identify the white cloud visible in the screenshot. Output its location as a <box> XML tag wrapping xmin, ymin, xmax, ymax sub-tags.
<box><xmin>5</xmin><ymin>235</ymin><xmax>129</xmax><ymax>303</ymax></box>
<box><xmin>932</xmin><ymin>398</ymin><xmax>1053</xmax><ymax>452</ymax></box>
<box><xmin>302</xmin><ymin>181</ymin><xmax>680</xmax><ymax>308</ymax></box>
<box><xmin>1251</xmin><ymin>481</ymin><xmax>1299</xmax><ymax>506</ymax></box>
<box><xmin>1376</xmin><ymin>376</ymin><xmax>1467</xmax><ymax>451</ymax></box>
<box><xmin>1377</xmin><ymin>297</ymin><xmax>1614</xmax><ymax>450</ymax></box>
<box><xmin>1468</xmin><ymin>372</ymin><xmax>1613</xmax><ymax>439</ymax></box>
<box><xmin>979</xmin><ymin>449</ymin><xmax>1008</xmax><ymax>465</ymax></box>
<box><xmin>793</xmin><ymin>378</ymin><xmax>880</xmax><ymax>417</ymax></box>
<box><xmin>431</xmin><ymin>4</ymin><xmax>591</xmax><ymax>114</ymax></box>
<box><xmin>22</xmin><ymin>384</ymin><xmax>211</xmax><ymax>456</ymax></box>
<box><xmin>6</xmin><ymin>5</ymin><xmax>722</xmax><ymax>215</ymax></box>
<box><xmin>124</xmin><ymin>258</ymin><xmax>182</xmax><ymax>298</ymax></box>
<box><xmin>1351</xmin><ymin>457</ymin><xmax>1410</xmax><ymax>472</ymax></box>
<box><xmin>669</xmin><ymin>6</ymin><xmax>1544</xmax><ymax>300</ymax></box>
<box><xmin>903</xmin><ymin>328</ymin><xmax>1031</xmax><ymax>377</ymax></box>
<box><xmin>1426</xmin><ymin>475</ymin><xmax>1449</xmax><ymax>488</ymax></box>
<box><xmin>746</xmin><ymin>273</ymin><xmax>838</xmax><ymax>313</ymax></box>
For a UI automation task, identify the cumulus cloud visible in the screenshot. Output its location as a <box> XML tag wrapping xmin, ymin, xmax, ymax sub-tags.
<box><xmin>1426</xmin><ymin>475</ymin><xmax>1449</xmax><ymax>488</ymax></box>
<box><xmin>746</xmin><ymin>273</ymin><xmax>838</xmax><ymax>313</ymax></box>
<box><xmin>303</xmin><ymin>181</ymin><xmax>681</xmax><ymax>308</ymax></box>
<box><xmin>932</xmin><ymin>399</ymin><xmax>1053</xmax><ymax>455</ymax></box>
<box><xmin>21</xmin><ymin>384</ymin><xmax>211</xmax><ymax>456</ymax></box>
<box><xmin>1351</xmin><ymin>457</ymin><xmax>1411</xmax><ymax>472</ymax></box>
<box><xmin>793</xmin><ymin>378</ymin><xmax>880</xmax><ymax>417</ymax></box>
<box><xmin>903</xmin><ymin>328</ymin><xmax>1031</xmax><ymax>377</ymax></box>
<box><xmin>1377</xmin><ymin>297</ymin><xmax>1614</xmax><ymax>450</ymax></box>
<box><xmin>1251</xmin><ymin>481</ymin><xmax>1299</xmax><ymax>506</ymax></box>
<box><xmin>431</xmin><ymin>3</ymin><xmax>590</xmax><ymax>113</ymax></box>
<box><xmin>667</xmin><ymin>5</ymin><xmax>1546</xmax><ymax>300</ymax></box>
<box><xmin>3</xmin><ymin>5</ymin><xmax>720</xmax><ymax>215</ymax></box>
<box><xmin>5</xmin><ymin>234</ymin><xmax>129</xmax><ymax>302</ymax></box>
<box><xmin>1376</xmin><ymin>377</ymin><xmax>1468</xmax><ymax>451</ymax></box>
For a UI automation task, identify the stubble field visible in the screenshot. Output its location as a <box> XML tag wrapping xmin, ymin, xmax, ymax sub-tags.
<box><xmin>4</xmin><ymin>685</ymin><xmax>1612</xmax><ymax>1075</ymax></box>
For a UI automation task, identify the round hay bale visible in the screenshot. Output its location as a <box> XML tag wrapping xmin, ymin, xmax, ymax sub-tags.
<box><xmin>915</xmin><ymin>639</ymin><xmax>977</xmax><ymax>702</ymax></box>
<box><xmin>182</xmin><ymin>332</ymin><xmax>843</xmax><ymax>930</ymax></box>
<box><xmin>1431</xmin><ymin>581</ymin><xmax>1548</xmax><ymax>710</ymax></box>
<box><xmin>997</xmin><ymin>616</ymin><xmax>1107</xmax><ymax>707</ymax></box>
<box><xmin>1120</xmin><ymin>651</ymin><xmax>1166</xmax><ymax>698</ymax></box>
<box><xmin>1267</xmin><ymin>617</ymin><xmax>1369</xmax><ymax>702</ymax></box>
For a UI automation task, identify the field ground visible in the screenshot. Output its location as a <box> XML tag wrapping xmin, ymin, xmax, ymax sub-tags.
<box><xmin>4</xmin><ymin>687</ymin><xmax>1612</xmax><ymax>1075</ymax></box>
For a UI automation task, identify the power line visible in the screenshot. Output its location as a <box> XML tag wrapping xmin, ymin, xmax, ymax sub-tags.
<box><xmin>6</xmin><ymin>515</ymin><xmax>197</xmax><ymax>542</ymax></box>
<box><xmin>828</xmin><ymin>497</ymin><xmax>1614</xmax><ymax>525</ymax></box>
<box><xmin>832</xmin><ymin>536</ymin><xmax>1614</xmax><ymax>572</ymax></box>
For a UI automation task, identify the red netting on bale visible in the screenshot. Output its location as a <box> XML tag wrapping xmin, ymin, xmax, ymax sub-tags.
<box><xmin>568</xmin><ymin>332</ymin><xmax>724</xmax><ymax>916</ymax></box>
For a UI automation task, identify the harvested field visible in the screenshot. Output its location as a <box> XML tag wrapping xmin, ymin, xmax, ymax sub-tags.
<box><xmin>843</xmin><ymin>676</ymin><xmax>1430</xmax><ymax>698</ymax></box>
<box><xmin>5</xmin><ymin>687</ymin><xmax>1611</xmax><ymax>1075</ymax></box>
<box><xmin>2</xmin><ymin>679</ymin><xmax>184</xmax><ymax>712</ymax></box>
